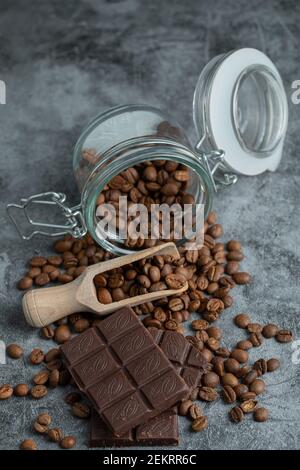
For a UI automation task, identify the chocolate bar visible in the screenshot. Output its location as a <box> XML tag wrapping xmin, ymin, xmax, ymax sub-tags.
<box><xmin>61</xmin><ymin>307</ymin><xmax>189</xmax><ymax>436</ymax></box>
<box><xmin>90</xmin><ymin>408</ymin><xmax>179</xmax><ymax>447</ymax></box>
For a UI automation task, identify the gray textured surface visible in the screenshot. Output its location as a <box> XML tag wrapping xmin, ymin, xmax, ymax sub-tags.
<box><xmin>0</xmin><ymin>0</ymin><xmax>300</xmax><ymax>451</ymax></box>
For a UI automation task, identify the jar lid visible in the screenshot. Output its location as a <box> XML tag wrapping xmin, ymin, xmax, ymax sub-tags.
<box><xmin>193</xmin><ymin>48</ymin><xmax>288</xmax><ymax>176</ymax></box>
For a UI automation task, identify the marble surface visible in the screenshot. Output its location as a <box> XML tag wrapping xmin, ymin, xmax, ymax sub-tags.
<box><xmin>0</xmin><ymin>0</ymin><xmax>299</xmax><ymax>450</ymax></box>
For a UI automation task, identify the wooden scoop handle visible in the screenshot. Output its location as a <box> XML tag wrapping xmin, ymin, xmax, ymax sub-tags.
<box><xmin>22</xmin><ymin>277</ymin><xmax>85</xmax><ymax>327</ymax></box>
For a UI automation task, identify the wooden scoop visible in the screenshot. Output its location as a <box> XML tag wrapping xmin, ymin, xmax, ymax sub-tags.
<box><xmin>22</xmin><ymin>242</ymin><xmax>188</xmax><ymax>328</ymax></box>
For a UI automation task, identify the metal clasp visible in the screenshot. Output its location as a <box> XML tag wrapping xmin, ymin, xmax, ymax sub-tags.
<box><xmin>6</xmin><ymin>192</ymin><xmax>87</xmax><ymax>240</ymax></box>
<box><xmin>195</xmin><ymin>144</ymin><xmax>238</xmax><ymax>192</ymax></box>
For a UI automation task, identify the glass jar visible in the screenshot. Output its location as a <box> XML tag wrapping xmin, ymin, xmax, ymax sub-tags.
<box><xmin>8</xmin><ymin>48</ymin><xmax>288</xmax><ymax>255</ymax></box>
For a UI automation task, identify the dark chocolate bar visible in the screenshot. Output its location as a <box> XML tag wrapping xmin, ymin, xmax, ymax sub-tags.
<box><xmin>61</xmin><ymin>307</ymin><xmax>189</xmax><ymax>436</ymax></box>
<box><xmin>90</xmin><ymin>408</ymin><xmax>179</xmax><ymax>447</ymax></box>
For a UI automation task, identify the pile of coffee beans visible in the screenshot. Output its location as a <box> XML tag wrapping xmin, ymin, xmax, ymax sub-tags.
<box><xmin>10</xmin><ymin>211</ymin><xmax>293</xmax><ymax>446</ymax></box>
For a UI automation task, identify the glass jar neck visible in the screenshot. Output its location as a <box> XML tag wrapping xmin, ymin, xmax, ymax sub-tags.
<box><xmin>81</xmin><ymin>137</ymin><xmax>214</xmax><ymax>255</ymax></box>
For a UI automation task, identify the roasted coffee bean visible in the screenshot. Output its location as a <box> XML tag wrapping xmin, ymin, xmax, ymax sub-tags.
<box><xmin>221</xmin><ymin>373</ymin><xmax>239</xmax><ymax>387</ymax></box>
<box><xmin>243</xmin><ymin>370</ymin><xmax>258</xmax><ymax>385</ymax></box>
<box><xmin>178</xmin><ymin>400</ymin><xmax>193</xmax><ymax>416</ymax></box>
<box><xmin>240</xmin><ymin>399</ymin><xmax>257</xmax><ymax>413</ymax></box>
<box><xmin>30</xmin><ymin>385</ymin><xmax>48</xmax><ymax>399</ymax></box>
<box><xmin>202</xmin><ymin>372</ymin><xmax>220</xmax><ymax>388</ymax></box>
<box><xmin>232</xmin><ymin>272</ymin><xmax>251</xmax><ymax>285</ymax></box>
<box><xmin>192</xmin><ymin>416</ymin><xmax>208</xmax><ymax>432</ymax></box>
<box><xmin>262</xmin><ymin>323</ymin><xmax>279</xmax><ymax>338</ymax></box>
<box><xmin>18</xmin><ymin>276</ymin><xmax>33</xmax><ymax>290</ymax></box>
<box><xmin>49</xmin><ymin>369</ymin><xmax>60</xmax><ymax>388</ymax></box>
<box><xmin>221</xmin><ymin>386</ymin><xmax>236</xmax><ymax>404</ymax></box>
<box><xmin>45</xmin><ymin>348</ymin><xmax>60</xmax><ymax>363</ymax></box>
<box><xmin>41</xmin><ymin>326</ymin><xmax>55</xmax><ymax>340</ymax></box>
<box><xmin>212</xmin><ymin>357</ymin><xmax>225</xmax><ymax>377</ymax></box>
<box><xmin>195</xmin><ymin>330</ymin><xmax>209</xmax><ymax>343</ymax></box>
<box><xmin>254</xmin><ymin>407</ymin><xmax>269</xmax><ymax>422</ymax></box>
<box><xmin>234</xmin><ymin>313</ymin><xmax>250</xmax><ymax>328</ymax></box>
<box><xmin>47</xmin><ymin>255</ymin><xmax>63</xmax><ymax>267</ymax></box>
<box><xmin>143</xmin><ymin>317</ymin><xmax>162</xmax><ymax>329</ymax></box>
<box><xmin>223</xmin><ymin>295</ymin><xmax>234</xmax><ymax>308</ymax></box>
<box><xmin>230</xmin><ymin>349</ymin><xmax>248</xmax><ymax>363</ymax></box>
<box><xmin>46</xmin><ymin>359</ymin><xmax>62</xmax><ymax>371</ymax></box>
<box><xmin>249</xmin><ymin>332</ymin><xmax>263</xmax><ymax>347</ymax></box>
<box><xmin>153</xmin><ymin>307</ymin><xmax>167</xmax><ymax>323</ymax></box>
<box><xmin>253</xmin><ymin>359</ymin><xmax>267</xmax><ymax>375</ymax></box>
<box><xmin>235</xmin><ymin>365</ymin><xmax>251</xmax><ymax>379</ymax></box>
<box><xmin>198</xmin><ymin>386</ymin><xmax>218</xmax><ymax>402</ymax></box>
<box><xmin>193</xmin><ymin>319</ymin><xmax>209</xmax><ymax>331</ymax></box>
<box><xmin>6</xmin><ymin>343</ymin><xmax>23</xmax><ymax>359</ymax></box>
<box><xmin>20</xmin><ymin>439</ymin><xmax>38</xmax><ymax>450</ymax></box>
<box><xmin>165</xmin><ymin>273</ymin><xmax>186</xmax><ymax>289</ymax></box>
<box><xmin>37</xmin><ymin>413</ymin><xmax>52</xmax><ymax>427</ymax></box>
<box><xmin>225</xmin><ymin>261</ymin><xmax>240</xmax><ymax>275</ymax></box>
<box><xmin>247</xmin><ymin>323</ymin><xmax>262</xmax><ymax>334</ymax></box>
<box><xmin>97</xmin><ymin>287</ymin><xmax>113</xmax><ymax>304</ymax></box>
<box><xmin>149</xmin><ymin>281</ymin><xmax>167</xmax><ymax>292</ymax></box>
<box><xmin>29</xmin><ymin>348</ymin><xmax>44</xmax><ymax>365</ymax></box>
<box><xmin>33</xmin><ymin>370</ymin><xmax>49</xmax><ymax>385</ymax></box>
<box><xmin>206</xmin><ymin>298</ymin><xmax>224</xmax><ymax>313</ymax></box>
<box><xmin>33</xmin><ymin>421</ymin><xmax>49</xmax><ymax>434</ymax></box>
<box><xmin>267</xmin><ymin>358</ymin><xmax>280</xmax><ymax>372</ymax></box>
<box><xmin>206</xmin><ymin>326</ymin><xmax>222</xmax><ymax>340</ymax></box>
<box><xmin>234</xmin><ymin>384</ymin><xmax>248</xmax><ymax>399</ymax></box>
<box><xmin>54</xmin><ymin>325</ymin><xmax>71</xmax><ymax>344</ymax></box>
<box><xmin>207</xmin><ymin>224</ymin><xmax>223</xmax><ymax>239</ymax></box>
<box><xmin>224</xmin><ymin>358</ymin><xmax>240</xmax><ymax>374</ymax></box>
<box><xmin>30</xmin><ymin>256</ymin><xmax>47</xmax><ymax>267</ymax></box>
<box><xmin>189</xmin><ymin>403</ymin><xmax>203</xmax><ymax>419</ymax></box>
<box><xmin>0</xmin><ymin>384</ymin><xmax>13</xmax><ymax>400</ymax></box>
<box><xmin>207</xmin><ymin>211</ymin><xmax>217</xmax><ymax>225</ymax></box>
<box><xmin>229</xmin><ymin>406</ymin><xmax>244</xmax><ymax>423</ymax></box>
<box><xmin>206</xmin><ymin>337</ymin><xmax>220</xmax><ymax>352</ymax></box>
<box><xmin>168</xmin><ymin>298</ymin><xmax>184</xmax><ymax>312</ymax></box>
<box><xmin>227</xmin><ymin>250</ymin><xmax>244</xmax><ymax>262</ymax></box>
<box><xmin>74</xmin><ymin>318</ymin><xmax>90</xmax><ymax>333</ymax></box>
<box><xmin>58</xmin><ymin>273</ymin><xmax>73</xmax><ymax>283</ymax></box>
<box><xmin>249</xmin><ymin>379</ymin><xmax>265</xmax><ymax>395</ymax></box>
<box><xmin>60</xmin><ymin>436</ymin><xmax>76</xmax><ymax>449</ymax></box>
<box><xmin>164</xmin><ymin>319</ymin><xmax>179</xmax><ymax>331</ymax></box>
<box><xmin>35</xmin><ymin>273</ymin><xmax>50</xmax><ymax>286</ymax></box>
<box><xmin>65</xmin><ymin>392</ymin><xmax>82</xmax><ymax>405</ymax></box>
<box><xmin>276</xmin><ymin>329</ymin><xmax>293</xmax><ymax>343</ymax></box>
<box><xmin>206</xmin><ymin>282</ymin><xmax>219</xmax><ymax>295</ymax></box>
<box><xmin>48</xmin><ymin>428</ymin><xmax>63</xmax><ymax>442</ymax></box>
<box><xmin>149</xmin><ymin>266</ymin><xmax>161</xmax><ymax>283</ymax></box>
<box><xmin>215</xmin><ymin>347</ymin><xmax>231</xmax><ymax>358</ymax></box>
<box><xmin>227</xmin><ymin>240</ymin><xmax>242</xmax><ymax>252</ymax></box>
<box><xmin>14</xmin><ymin>383</ymin><xmax>29</xmax><ymax>397</ymax></box>
<box><xmin>236</xmin><ymin>340</ymin><xmax>253</xmax><ymax>351</ymax></box>
<box><xmin>72</xmin><ymin>402</ymin><xmax>90</xmax><ymax>419</ymax></box>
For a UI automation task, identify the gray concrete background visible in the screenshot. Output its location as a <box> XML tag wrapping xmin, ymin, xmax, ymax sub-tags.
<box><xmin>0</xmin><ymin>0</ymin><xmax>300</xmax><ymax>451</ymax></box>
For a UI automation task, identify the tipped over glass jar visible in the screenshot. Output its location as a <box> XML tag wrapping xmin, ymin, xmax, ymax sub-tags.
<box><xmin>8</xmin><ymin>48</ymin><xmax>288</xmax><ymax>255</ymax></box>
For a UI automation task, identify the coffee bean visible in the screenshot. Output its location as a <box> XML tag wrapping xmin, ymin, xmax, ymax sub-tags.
<box><xmin>215</xmin><ymin>347</ymin><xmax>231</xmax><ymax>358</ymax></box>
<box><xmin>189</xmin><ymin>403</ymin><xmax>203</xmax><ymax>419</ymax></box>
<box><xmin>225</xmin><ymin>261</ymin><xmax>240</xmax><ymax>275</ymax></box>
<box><xmin>254</xmin><ymin>407</ymin><xmax>269</xmax><ymax>422</ymax></box>
<box><xmin>178</xmin><ymin>400</ymin><xmax>193</xmax><ymax>416</ymax></box>
<box><xmin>249</xmin><ymin>332</ymin><xmax>263</xmax><ymax>347</ymax></box>
<box><xmin>33</xmin><ymin>421</ymin><xmax>48</xmax><ymax>434</ymax></box>
<box><xmin>240</xmin><ymin>399</ymin><xmax>257</xmax><ymax>413</ymax></box>
<box><xmin>46</xmin><ymin>359</ymin><xmax>62</xmax><ymax>371</ymax></box>
<box><xmin>207</xmin><ymin>211</ymin><xmax>217</xmax><ymax>225</ymax></box>
<box><xmin>234</xmin><ymin>384</ymin><xmax>248</xmax><ymax>399</ymax></box>
<box><xmin>165</xmin><ymin>319</ymin><xmax>179</xmax><ymax>331</ymax></box>
<box><xmin>243</xmin><ymin>370</ymin><xmax>258</xmax><ymax>385</ymax></box>
<box><xmin>37</xmin><ymin>413</ymin><xmax>52</xmax><ymax>427</ymax></box>
<box><xmin>35</xmin><ymin>272</ymin><xmax>50</xmax><ymax>286</ymax></box>
<box><xmin>247</xmin><ymin>323</ymin><xmax>262</xmax><ymax>334</ymax></box>
<box><xmin>30</xmin><ymin>256</ymin><xmax>47</xmax><ymax>267</ymax></box>
<box><xmin>206</xmin><ymin>337</ymin><xmax>220</xmax><ymax>352</ymax></box>
<box><xmin>45</xmin><ymin>348</ymin><xmax>60</xmax><ymax>363</ymax></box>
<box><xmin>232</xmin><ymin>272</ymin><xmax>251</xmax><ymax>285</ymax></box>
<box><xmin>0</xmin><ymin>384</ymin><xmax>13</xmax><ymax>400</ymax></box>
<box><xmin>47</xmin><ymin>255</ymin><xmax>63</xmax><ymax>267</ymax></box>
<box><xmin>276</xmin><ymin>329</ymin><xmax>293</xmax><ymax>343</ymax></box>
<box><xmin>165</xmin><ymin>273</ymin><xmax>187</xmax><ymax>289</ymax></box>
<box><xmin>18</xmin><ymin>276</ymin><xmax>33</xmax><ymax>290</ymax></box>
<box><xmin>239</xmin><ymin>391</ymin><xmax>257</xmax><ymax>402</ymax></box>
<box><xmin>221</xmin><ymin>386</ymin><xmax>236</xmax><ymax>404</ymax></box>
<box><xmin>235</xmin><ymin>365</ymin><xmax>251</xmax><ymax>379</ymax></box>
<box><xmin>249</xmin><ymin>379</ymin><xmax>266</xmax><ymax>395</ymax></box>
<box><xmin>65</xmin><ymin>392</ymin><xmax>82</xmax><ymax>405</ymax></box>
<box><xmin>49</xmin><ymin>369</ymin><xmax>60</xmax><ymax>388</ymax></box>
<box><xmin>253</xmin><ymin>359</ymin><xmax>267</xmax><ymax>375</ymax></box>
<box><xmin>41</xmin><ymin>326</ymin><xmax>55</xmax><ymax>340</ymax></box>
<box><xmin>221</xmin><ymin>373</ymin><xmax>239</xmax><ymax>387</ymax></box>
<box><xmin>202</xmin><ymin>372</ymin><xmax>220</xmax><ymax>388</ymax></box>
<box><xmin>206</xmin><ymin>298</ymin><xmax>224</xmax><ymax>313</ymax></box>
<box><xmin>74</xmin><ymin>318</ymin><xmax>90</xmax><ymax>333</ymax></box>
<box><xmin>206</xmin><ymin>326</ymin><xmax>222</xmax><ymax>340</ymax></box>
<box><xmin>191</xmin><ymin>416</ymin><xmax>208</xmax><ymax>432</ymax></box>
<box><xmin>33</xmin><ymin>370</ymin><xmax>49</xmax><ymax>385</ymax></box>
<box><xmin>97</xmin><ymin>287</ymin><xmax>113</xmax><ymax>304</ymax></box>
<box><xmin>198</xmin><ymin>387</ymin><xmax>218</xmax><ymax>402</ymax></box>
<box><xmin>30</xmin><ymin>385</ymin><xmax>48</xmax><ymax>399</ymax></box>
<box><xmin>227</xmin><ymin>240</ymin><xmax>242</xmax><ymax>251</ymax></box>
<box><xmin>72</xmin><ymin>402</ymin><xmax>90</xmax><ymax>419</ymax></box>
<box><xmin>230</xmin><ymin>349</ymin><xmax>248</xmax><ymax>363</ymax></box>
<box><xmin>224</xmin><ymin>358</ymin><xmax>240</xmax><ymax>374</ymax></box>
<box><xmin>20</xmin><ymin>439</ymin><xmax>38</xmax><ymax>450</ymax></box>
<box><xmin>207</xmin><ymin>224</ymin><xmax>223</xmax><ymax>239</ymax></box>
<box><xmin>229</xmin><ymin>406</ymin><xmax>244</xmax><ymax>423</ymax></box>
<box><xmin>48</xmin><ymin>428</ymin><xmax>63</xmax><ymax>442</ymax></box>
<box><xmin>58</xmin><ymin>273</ymin><xmax>73</xmax><ymax>283</ymax></box>
<box><xmin>60</xmin><ymin>436</ymin><xmax>76</xmax><ymax>449</ymax></box>
<box><xmin>227</xmin><ymin>251</ymin><xmax>244</xmax><ymax>261</ymax></box>
<box><xmin>54</xmin><ymin>325</ymin><xmax>71</xmax><ymax>344</ymax></box>
<box><xmin>262</xmin><ymin>323</ymin><xmax>279</xmax><ymax>338</ymax></box>
<box><xmin>234</xmin><ymin>313</ymin><xmax>250</xmax><ymax>328</ymax></box>
<box><xmin>29</xmin><ymin>348</ymin><xmax>44</xmax><ymax>365</ymax></box>
<box><xmin>149</xmin><ymin>266</ymin><xmax>161</xmax><ymax>283</ymax></box>
<box><xmin>14</xmin><ymin>383</ymin><xmax>29</xmax><ymax>397</ymax></box>
<box><xmin>236</xmin><ymin>340</ymin><xmax>253</xmax><ymax>351</ymax></box>
<box><xmin>6</xmin><ymin>343</ymin><xmax>23</xmax><ymax>359</ymax></box>
<box><xmin>212</xmin><ymin>357</ymin><xmax>225</xmax><ymax>377</ymax></box>
<box><xmin>168</xmin><ymin>298</ymin><xmax>184</xmax><ymax>312</ymax></box>
<box><xmin>267</xmin><ymin>358</ymin><xmax>280</xmax><ymax>372</ymax></box>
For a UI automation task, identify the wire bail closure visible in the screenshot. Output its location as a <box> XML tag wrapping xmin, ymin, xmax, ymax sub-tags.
<box><xmin>6</xmin><ymin>192</ymin><xmax>87</xmax><ymax>240</ymax></box>
<box><xmin>195</xmin><ymin>144</ymin><xmax>238</xmax><ymax>191</ymax></box>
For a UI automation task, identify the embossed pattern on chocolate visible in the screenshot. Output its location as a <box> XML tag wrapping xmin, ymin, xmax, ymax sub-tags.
<box><xmin>61</xmin><ymin>307</ymin><xmax>188</xmax><ymax>436</ymax></box>
<box><xmin>90</xmin><ymin>408</ymin><xmax>179</xmax><ymax>447</ymax></box>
